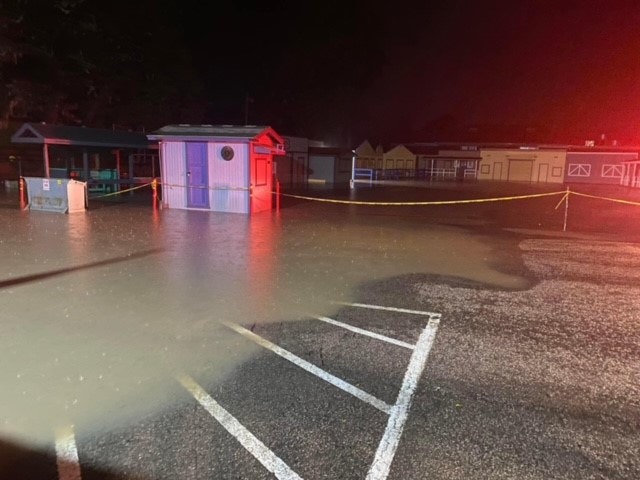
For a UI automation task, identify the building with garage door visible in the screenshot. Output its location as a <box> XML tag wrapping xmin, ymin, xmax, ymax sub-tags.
<box><xmin>307</xmin><ymin>146</ymin><xmax>354</xmax><ymax>185</ymax></box>
<box><xmin>477</xmin><ymin>147</ymin><xmax>566</xmax><ymax>183</ymax></box>
<box><xmin>148</xmin><ymin>125</ymin><xmax>285</xmax><ymax>214</ymax></box>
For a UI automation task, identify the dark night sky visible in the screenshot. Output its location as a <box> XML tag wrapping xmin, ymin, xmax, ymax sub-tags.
<box><xmin>7</xmin><ymin>0</ymin><xmax>640</xmax><ymax>145</ymax></box>
<box><xmin>170</xmin><ymin>0</ymin><xmax>640</xmax><ymax>145</ymax></box>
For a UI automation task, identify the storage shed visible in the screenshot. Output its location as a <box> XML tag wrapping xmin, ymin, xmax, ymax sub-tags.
<box><xmin>148</xmin><ymin>125</ymin><xmax>285</xmax><ymax>214</ymax></box>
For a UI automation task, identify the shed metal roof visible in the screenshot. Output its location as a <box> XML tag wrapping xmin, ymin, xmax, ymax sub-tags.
<box><xmin>11</xmin><ymin>122</ymin><xmax>152</xmax><ymax>149</ymax></box>
<box><xmin>147</xmin><ymin>124</ymin><xmax>284</xmax><ymax>144</ymax></box>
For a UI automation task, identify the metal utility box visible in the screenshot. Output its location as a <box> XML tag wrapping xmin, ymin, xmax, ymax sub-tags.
<box><xmin>24</xmin><ymin>177</ymin><xmax>87</xmax><ymax>213</ymax></box>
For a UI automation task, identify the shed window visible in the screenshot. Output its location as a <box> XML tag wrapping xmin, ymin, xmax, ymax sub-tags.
<box><xmin>552</xmin><ymin>167</ymin><xmax>562</xmax><ymax>177</ymax></box>
<box><xmin>480</xmin><ymin>164</ymin><xmax>490</xmax><ymax>174</ymax></box>
<box><xmin>567</xmin><ymin>163</ymin><xmax>590</xmax><ymax>177</ymax></box>
<box><xmin>255</xmin><ymin>158</ymin><xmax>268</xmax><ymax>186</ymax></box>
<box><xmin>602</xmin><ymin>164</ymin><xmax>623</xmax><ymax>178</ymax></box>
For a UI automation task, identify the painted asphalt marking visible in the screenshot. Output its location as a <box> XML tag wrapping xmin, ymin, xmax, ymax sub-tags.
<box><xmin>366</xmin><ymin>317</ymin><xmax>440</xmax><ymax>480</ymax></box>
<box><xmin>222</xmin><ymin>321</ymin><xmax>392</xmax><ymax>414</ymax></box>
<box><xmin>335</xmin><ymin>301</ymin><xmax>440</xmax><ymax>317</ymax></box>
<box><xmin>178</xmin><ymin>374</ymin><xmax>302</xmax><ymax>480</ymax></box>
<box><xmin>316</xmin><ymin>316</ymin><xmax>415</xmax><ymax>350</ymax></box>
<box><xmin>55</xmin><ymin>426</ymin><xmax>82</xmax><ymax>480</ymax></box>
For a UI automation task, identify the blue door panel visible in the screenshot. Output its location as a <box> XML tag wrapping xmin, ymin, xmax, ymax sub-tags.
<box><xmin>186</xmin><ymin>142</ymin><xmax>209</xmax><ymax>208</ymax></box>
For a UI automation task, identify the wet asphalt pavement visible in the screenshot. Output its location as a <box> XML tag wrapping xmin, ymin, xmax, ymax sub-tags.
<box><xmin>1</xmin><ymin>182</ymin><xmax>639</xmax><ymax>479</ymax></box>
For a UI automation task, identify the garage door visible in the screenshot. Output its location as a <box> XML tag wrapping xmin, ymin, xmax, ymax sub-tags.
<box><xmin>508</xmin><ymin>159</ymin><xmax>533</xmax><ymax>182</ymax></box>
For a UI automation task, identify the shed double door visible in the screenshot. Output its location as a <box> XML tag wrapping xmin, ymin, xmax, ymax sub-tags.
<box><xmin>186</xmin><ymin>142</ymin><xmax>209</xmax><ymax>209</ymax></box>
<box><xmin>538</xmin><ymin>163</ymin><xmax>549</xmax><ymax>182</ymax></box>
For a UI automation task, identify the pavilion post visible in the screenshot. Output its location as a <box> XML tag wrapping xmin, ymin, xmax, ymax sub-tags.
<box><xmin>115</xmin><ymin>149</ymin><xmax>122</xmax><ymax>192</ymax></box>
<box><xmin>128</xmin><ymin>154</ymin><xmax>134</xmax><ymax>195</ymax></box>
<box><xmin>43</xmin><ymin>143</ymin><xmax>51</xmax><ymax>178</ymax></box>
<box><xmin>82</xmin><ymin>149</ymin><xmax>89</xmax><ymax>182</ymax></box>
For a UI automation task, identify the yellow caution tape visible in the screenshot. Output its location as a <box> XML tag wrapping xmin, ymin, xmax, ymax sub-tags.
<box><xmin>161</xmin><ymin>182</ymin><xmax>250</xmax><ymax>191</ymax></box>
<box><xmin>92</xmin><ymin>182</ymin><xmax>640</xmax><ymax>209</ymax></box>
<box><xmin>277</xmin><ymin>190</ymin><xmax>567</xmax><ymax>206</ymax></box>
<box><xmin>568</xmin><ymin>190</ymin><xmax>640</xmax><ymax>207</ymax></box>
<box><xmin>91</xmin><ymin>182</ymin><xmax>153</xmax><ymax>199</ymax></box>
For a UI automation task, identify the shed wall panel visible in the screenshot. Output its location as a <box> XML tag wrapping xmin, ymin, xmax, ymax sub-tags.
<box><xmin>162</xmin><ymin>141</ymin><xmax>187</xmax><ymax>209</ymax></box>
<box><xmin>207</xmin><ymin>142</ymin><xmax>249</xmax><ymax>214</ymax></box>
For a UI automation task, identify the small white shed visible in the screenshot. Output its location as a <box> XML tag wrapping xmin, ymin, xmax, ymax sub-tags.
<box><xmin>148</xmin><ymin>125</ymin><xmax>285</xmax><ymax>214</ymax></box>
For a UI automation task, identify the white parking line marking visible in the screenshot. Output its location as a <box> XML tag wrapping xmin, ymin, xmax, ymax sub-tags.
<box><xmin>335</xmin><ymin>302</ymin><xmax>440</xmax><ymax>317</ymax></box>
<box><xmin>366</xmin><ymin>317</ymin><xmax>440</xmax><ymax>480</ymax></box>
<box><xmin>55</xmin><ymin>426</ymin><xmax>82</xmax><ymax>480</ymax></box>
<box><xmin>178</xmin><ymin>374</ymin><xmax>302</xmax><ymax>480</ymax></box>
<box><xmin>316</xmin><ymin>316</ymin><xmax>415</xmax><ymax>350</ymax></box>
<box><xmin>223</xmin><ymin>321</ymin><xmax>392</xmax><ymax>414</ymax></box>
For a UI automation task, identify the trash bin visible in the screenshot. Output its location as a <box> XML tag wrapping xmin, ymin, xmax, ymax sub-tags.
<box><xmin>23</xmin><ymin>177</ymin><xmax>87</xmax><ymax>213</ymax></box>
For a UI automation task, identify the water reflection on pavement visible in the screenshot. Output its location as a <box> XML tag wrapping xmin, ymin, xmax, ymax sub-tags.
<box><xmin>0</xmin><ymin>192</ymin><xmax>526</xmax><ymax>446</ymax></box>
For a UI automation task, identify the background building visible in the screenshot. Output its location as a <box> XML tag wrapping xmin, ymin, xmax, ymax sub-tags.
<box><xmin>477</xmin><ymin>147</ymin><xmax>566</xmax><ymax>183</ymax></box>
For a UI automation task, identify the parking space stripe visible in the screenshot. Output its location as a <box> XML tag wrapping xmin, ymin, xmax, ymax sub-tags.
<box><xmin>366</xmin><ymin>317</ymin><xmax>440</xmax><ymax>480</ymax></box>
<box><xmin>223</xmin><ymin>322</ymin><xmax>392</xmax><ymax>414</ymax></box>
<box><xmin>315</xmin><ymin>316</ymin><xmax>415</xmax><ymax>350</ymax></box>
<box><xmin>334</xmin><ymin>302</ymin><xmax>440</xmax><ymax>317</ymax></box>
<box><xmin>55</xmin><ymin>426</ymin><xmax>81</xmax><ymax>480</ymax></box>
<box><xmin>178</xmin><ymin>374</ymin><xmax>303</xmax><ymax>480</ymax></box>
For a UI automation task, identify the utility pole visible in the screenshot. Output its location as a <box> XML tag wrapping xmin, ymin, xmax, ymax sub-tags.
<box><xmin>244</xmin><ymin>94</ymin><xmax>253</xmax><ymax>125</ymax></box>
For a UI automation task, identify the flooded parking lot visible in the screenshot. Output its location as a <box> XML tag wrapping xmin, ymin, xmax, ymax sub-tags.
<box><xmin>1</xmin><ymin>182</ymin><xmax>639</xmax><ymax>479</ymax></box>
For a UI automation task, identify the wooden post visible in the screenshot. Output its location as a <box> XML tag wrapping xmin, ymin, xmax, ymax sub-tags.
<box><xmin>276</xmin><ymin>179</ymin><xmax>280</xmax><ymax>212</ymax></box>
<box><xmin>19</xmin><ymin>177</ymin><xmax>26</xmax><ymax>209</ymax></box>
<box><xmin>43</xmin><ymin>143</ymin><xmax>51</xmax><ymax>178</ymax></box>
<box><xmin>563</xmin><ymin>186</ymin><xmax>570</xmax><ymax>232</ymax></box>
<box><xmin>152</xmin><ymin>177</ymin><xmax>158</xmax><ymax>208</ymax></box>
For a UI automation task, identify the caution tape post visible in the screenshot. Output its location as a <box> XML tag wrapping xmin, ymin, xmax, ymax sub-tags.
<box><xmin>151</xmin><ymin>177</ymin><xmax>158</xmax><ymax>208</ymax></box>
<box><xmin>19</xmin><ymin>177</ymin><xmax>26</xmax><ymax>209</ymax></box>
<box><xmin>563</xmin><ymin>186</ymin><xmax>569</xmax><ymax>232</ymax></box>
